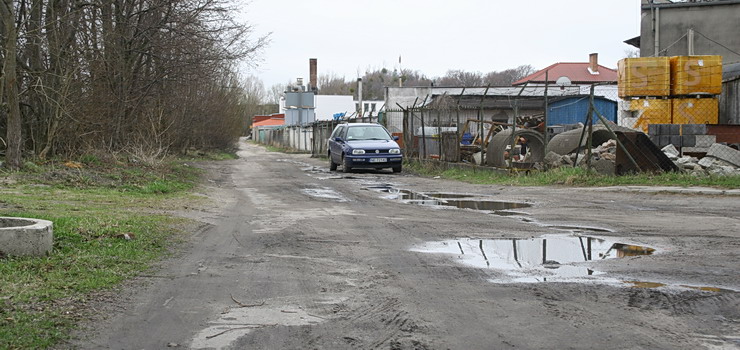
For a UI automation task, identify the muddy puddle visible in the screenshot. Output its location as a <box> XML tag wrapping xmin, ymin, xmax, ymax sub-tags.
<box><xmin>411</xmin><ymin>236</ymin><xmax>732</xmax><ymax>292</ymax></box>
<box><xmin>367</xmin><ymin>186</ymin><xmax>530</xmax><ymax>214</ymax></box>
<box><xmin>411</xmin><ymin>235</ymin><xmax>653</xmax><ymax>282</ymax></box>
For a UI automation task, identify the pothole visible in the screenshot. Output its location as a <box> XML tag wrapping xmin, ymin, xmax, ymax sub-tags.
<box><xmin>410</xmin><ymin>235</ymin><xmax>653</xmax><ymax>283</ymax></box>
<box><xmin>302</xmin><ymin>188</ymin><xmax>349</xmax><ymax>202</ymax></box>
<box><xmin>367</xmin><ymin>187</ymin><xmax>530</xmax><ymax>214</ymax></box>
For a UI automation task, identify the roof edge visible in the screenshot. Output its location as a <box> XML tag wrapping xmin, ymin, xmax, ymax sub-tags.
<box><xmin>642</xmin><ymin>0</ymin><xmax>740</xmax><ymax>10</ymax></box>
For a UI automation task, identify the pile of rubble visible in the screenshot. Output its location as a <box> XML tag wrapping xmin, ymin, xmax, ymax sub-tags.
<box><xmin>544</xmin><ymin>139</ymin><xmax>618</xmax><ymax>175</ymax></box>
<box><xmin>546</xmin><ymin>138</ymin><xmax>740</xmax><ymax>177</ymax></box>
<box><xmin>662</xmin><ymin>143</ymin><xmax>740</xmax><ymax>177</ymax></box>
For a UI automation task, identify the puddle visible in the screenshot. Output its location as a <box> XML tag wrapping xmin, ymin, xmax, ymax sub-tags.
<box><xmin>410</xmin><ymin>235</ymin><xmax>654</xmax><ymax>283</ymax></box>
<box><xmin>547</xmin><ymin>225</ymin><xmax>612</xmax><ymax>233</ymax></box>
<box><xmin>425</xmin><ymin>193</ymin><xmax>480</xmax><ymax>199</ymax></box>
<box><xmin>302</xmin><ymin>188</ymin><xmax>349</xmax><ymax>202</ymax></box>
<box><xmin>367</xmin><ymin>186</ymin><xmax>530</xmax><ymax>214</ymax></box>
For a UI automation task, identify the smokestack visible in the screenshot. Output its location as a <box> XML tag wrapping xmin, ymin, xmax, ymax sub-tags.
<box><xmin>357</xmin><ymin>78</ymin><xmax>363</xmax><ymax>117</ymax></box>
<box><xmin>309</xmin><ymin>58</ymin><xmax>317</xmax><ymax>91</ymax></box>
<box><xmin>589</xmin><ymin>53</ymin><xmax>599</xmax><ymax>74</ymax></box>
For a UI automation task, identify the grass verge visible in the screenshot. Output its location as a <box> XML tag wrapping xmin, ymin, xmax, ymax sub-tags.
<box><xmin>0</xmin><ymin>156</ymin><xmax>208</xmax><ymax>349</ymax></box>
<box><xmin>405</xmin><ymin>160</ymin><xmax>740</xmax><ymax>188</ymax></box>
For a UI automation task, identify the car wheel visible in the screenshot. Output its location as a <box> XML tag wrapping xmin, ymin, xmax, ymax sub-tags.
<box><xmin>329</xmin><ymin>153</ymin><xmax>337</xmax><ymax>171</ymax></box>
<box><xmin>392</xmin><ymin>165</ymin><xmax>402</xmax><ymax>173</ymax></box>
<box><xmin>342</xmin><ymin>156</ymin><xmax>352</xmax><ymax>173</ymax></box>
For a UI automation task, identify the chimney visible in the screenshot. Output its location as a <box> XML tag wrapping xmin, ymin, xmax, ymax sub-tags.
<box><xmin>309</xmin><ymin>58</ymin><xmax>317</xmax><ymax>91</ymax></box>
<box><xmin>589</xmin><ymin>53</ymin><xmax>599</xmax><ymax>74</ymax></box>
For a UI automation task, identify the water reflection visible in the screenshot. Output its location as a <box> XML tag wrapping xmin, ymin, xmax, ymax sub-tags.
<box><xmin>411</xmin><ymin>236</ymin><xmax>654</xmax><ymax>282</ymax></box>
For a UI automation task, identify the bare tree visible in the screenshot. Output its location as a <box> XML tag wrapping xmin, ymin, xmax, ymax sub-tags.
<box><xmin>1</xmin><ymin>0</ymin><xmax>22</xmax><ymax>169</ymax></box>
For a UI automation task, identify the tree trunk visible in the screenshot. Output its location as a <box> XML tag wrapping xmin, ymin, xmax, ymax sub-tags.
<box><xmin>2</xmin><ymin>0</ymin><xmax>22</xmax><ymax>170</ymax></box>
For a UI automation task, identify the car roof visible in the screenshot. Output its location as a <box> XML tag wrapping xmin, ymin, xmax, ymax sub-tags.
<box><xmin>343</xmin><ymin>123</ymin><xmax>383</xmax><ymax>127</ymax></box>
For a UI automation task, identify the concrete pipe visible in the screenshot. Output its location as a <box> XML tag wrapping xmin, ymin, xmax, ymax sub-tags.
<box><xmin>0</xmin><ymin>217</ymin><xmax>53</xmax><ymax>257</ymax></box>
<box><xmin>547</xmin><ymin>124</ymin><xmax>636</xmax><ymax>156</ymax></box>
<box><xmin>487</xmin><ymin>129</ymin><xmax>546</xmax><ymax>168</ymax></box>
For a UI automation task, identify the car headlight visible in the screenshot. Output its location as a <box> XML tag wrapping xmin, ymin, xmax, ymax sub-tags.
<box><xmin>352</xmin><ymin>149</ymin><xmax>365</xmax><ymax>155</ymax></box>
<box><xmin>389</xmin><ymin>149</ymin><xmax>401</xmax><ymax>154</ymax></box>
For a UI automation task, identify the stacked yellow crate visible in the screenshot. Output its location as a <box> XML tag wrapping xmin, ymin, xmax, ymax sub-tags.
<box><xmin>669</xmin><ymin>55</ymin><xmax>721</xmax><ymax>125</ymax></box>
<box><xmin>618</xmin><ymin>55</ymin><xmax>722</xmax><ymax>128</ymax></box>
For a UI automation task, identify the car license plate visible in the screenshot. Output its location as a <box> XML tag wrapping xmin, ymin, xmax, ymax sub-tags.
<box><xmin>370</xmin><ymin>158</ymin><xmax>387</xmax><ymax>163</ymax></box>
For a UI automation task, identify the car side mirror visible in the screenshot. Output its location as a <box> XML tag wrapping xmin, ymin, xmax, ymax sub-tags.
<box><xmin>335</xmin><ymin>137</ymin><xmax>344</xmax><ymax>142</ymax></box>
<box><xmin>393</xmin><ymin>136</ymin><xmax>400</xmax><ymax>141</ymax></box>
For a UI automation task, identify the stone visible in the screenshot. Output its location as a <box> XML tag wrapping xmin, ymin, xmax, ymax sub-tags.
<box><xmin>561</xmin><ymin>155</ymin><xmax>574</xmax><ymax>166</ymax></box>
<box><xmin>681</xmin><ymin>163</ymin><xmax>697</xmax><ymax>170</ymax></box>
<box><xmin>676</xmin><ymin>156</ymin><xmax>699</xmax><ymax>165</ymax></box>
<box><xmin>601</xmin><ymin>153</ymin><xmax>616</xmax><ymax>161</ymax></box>
<box><xmin>708</xmin><ymin>165</ymin><xmax>736</xmax><ymax>177</ymax></box>
<box><xmin>544</xmin><ymin>151</ymin><xmax>564</xmax><ymax>169</ymax></box>
<box><xmin>662</xmin><ymin>144</ymin><xmax>680</xmax><ymax>157</ymax></box>
<box><xmin>706</xmin><ymin>143</ymin><xmax>740</xmax><ymax>167</ymax></box>
<box><xmin>698</xmin><ymin>157</ymin><xmax>716</xmax><ymax>168</ymax></box>
<box><xmin>591</xmin><ymin>158</ymin><xmax>615</xmax><ymax>176</ymax></box>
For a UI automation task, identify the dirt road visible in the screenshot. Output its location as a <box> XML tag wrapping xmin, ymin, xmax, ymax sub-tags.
<box><xmin>75</xmin><ymin>141</ymin><xmax>740</xmax><ymax>349</ymax></box>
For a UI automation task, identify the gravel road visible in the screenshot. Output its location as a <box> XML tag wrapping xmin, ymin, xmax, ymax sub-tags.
<box><xmin>75</xmin><ymin>140</ymin><xmax>740</xmax><ymax>350</ymax></box>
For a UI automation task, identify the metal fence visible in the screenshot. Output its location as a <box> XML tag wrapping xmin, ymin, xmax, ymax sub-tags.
<box><xmin>253</xmin><ymin>81</ymin><xmax>739</xmax><ymax>176</ymax></box>
<box><xmin>253</xmin><ymin>115</ymin><xmax>379</xmax><ymax>157</ymax></box>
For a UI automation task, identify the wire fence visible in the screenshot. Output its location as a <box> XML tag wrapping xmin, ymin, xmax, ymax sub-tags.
<box><xmin>252</xmin><ymin>59</ymin><xmax>740</xmax><ymax>177</ymax></box>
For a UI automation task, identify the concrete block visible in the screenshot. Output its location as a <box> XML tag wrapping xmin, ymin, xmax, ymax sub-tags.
<box><xmin>695</xmin><ymin>135</ymin><xmax>717</xmax><ymax>148</ymax></box>
<box><xmin>657</xmin><ymin>124</ymin><xmax>669</xmax><ymax>135</ymax></box>
<box><xmin>659</xmin><ymin>136</ymin><xmax>671</xmax><ymax>148</ymax></box>
<box><xmin>667</xmin><ymin>124</ymin><xmax>681</xmax><ymax>135</ymax></box>
<box><xmin>650</xmin><ymin>135</ymin><xmax>659</xmax><ymax>146</ymax></box>
<box><xmin>670</xmin><ymin>135</ymin><xmax>682</xmax><ymax>146</ymax></box>
<box><xmin>681</xmin><ymin>124</ymin><xmax>708</xmax><ymax>135</ymax></box>
<box><xmin>648</xmin><ymin>124</ymin><xmax>660</xmax><ymax>136</ymax></box>
<box><xmin>698</xmin><ymin>157</ymin><xmax>716</xmax><ymax>168</ymax></box>
<box><xmin>682</xmin><ymin>135</ymin><xmax>696</xmax><ymax>147</ymax></box>
<box><xmin>706</xmin><ymin>143</ymin><xmax>740</xmax><ymax>167</ymax></box>
<box><xmin>662</xmin><ymin>144</ymin><xmax>680</xmax><ymax>157</ymax></box>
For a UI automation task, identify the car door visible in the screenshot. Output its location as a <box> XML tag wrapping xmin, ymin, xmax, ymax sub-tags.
<box><xmin>328</xmin><ymin>125</ymin><xmax>345</xmax><ymax>163</ymax></box>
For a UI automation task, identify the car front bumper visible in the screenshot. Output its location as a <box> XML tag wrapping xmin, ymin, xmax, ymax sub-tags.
<box><xmin>346</xmin><ymin>155</ymin><xmax>403</xmax><ymax>168</ymax></box>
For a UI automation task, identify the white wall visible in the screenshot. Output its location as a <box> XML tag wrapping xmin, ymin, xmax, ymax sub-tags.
<box><xmin>314</xmin><ymin>95</ymin><xmax>355</xmax><ymax>121</ymax></box>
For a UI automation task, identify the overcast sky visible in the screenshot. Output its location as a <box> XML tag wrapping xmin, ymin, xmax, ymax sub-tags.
<box><xmin>239</xmin><ymin>0</ymin><xmax>642</xmax><ymax>87</ymax></box>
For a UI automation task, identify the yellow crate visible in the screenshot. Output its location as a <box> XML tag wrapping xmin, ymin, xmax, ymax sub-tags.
<box><xmin>672</xmin><ymin>98</ymin><xmax>718</xmax><ymax>125</ymax></box>
<box><xmin>618</xmin><ymin>57</ymin><xmax>671</xmax><ymax>98</ymax></box>
<box><xmin>628</xmin><ymin>99</ymin><xmax>672</xmax><ymax>132</ymax></box>
<box><xmin>670</xmin><ymin>56</ymin><xmax>722</xmax><ymax>95</ymax></box>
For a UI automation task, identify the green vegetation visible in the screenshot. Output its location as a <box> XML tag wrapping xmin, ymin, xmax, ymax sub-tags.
<box><xmin>0</xmin><ymin>156</ymin><xmax>208</xmax><ymax>349</ymax></box>
<box><xmin>406</xmin><ymin>161</ymin><xmax>740</xmax><ymax>188</ymax></box>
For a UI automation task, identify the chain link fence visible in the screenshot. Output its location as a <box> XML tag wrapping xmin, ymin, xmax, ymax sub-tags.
<box><xmin>253</xmin><ymin>59</ymin><xmax>739</xmax><ymax>177</ymax></box>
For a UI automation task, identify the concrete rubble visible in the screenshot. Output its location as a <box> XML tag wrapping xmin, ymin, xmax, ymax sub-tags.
<box><xmin>545</xmin><ymin>137</ymin><xmax>740</xmax><ymax>177</ymax></box>
<box><xmin>665</xmin><ymin>143</ymin><xmax>740</xmax><ymax>177</ymax></box>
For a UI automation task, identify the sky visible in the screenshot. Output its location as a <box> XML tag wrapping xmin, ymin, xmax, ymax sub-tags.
<box><xmin>238</xmin><ymin>0</ymin><xmax>642</xmax><ymax>88</ymax></box>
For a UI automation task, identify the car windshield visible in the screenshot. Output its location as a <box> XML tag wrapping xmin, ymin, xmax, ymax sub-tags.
<box><xmin>345</xmin><ymin>126</ymin><xmax>391</xmax><ymax>141</ymax></box>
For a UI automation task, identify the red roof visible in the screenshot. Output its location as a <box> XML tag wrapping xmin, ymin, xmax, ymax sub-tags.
<box><xmin>253</xmin><ymin>114</ymin><xmax>284</xmax><ymax>124</ymax></box>
<box><xmin>513</xmin><ymin>62</ymin><xmax>617</xmax><ymax>85</ymax></box>
<box><xmin>253</xmin><ymin>118</ymin><xmax>284</xmax><ymax>127</ymax></box>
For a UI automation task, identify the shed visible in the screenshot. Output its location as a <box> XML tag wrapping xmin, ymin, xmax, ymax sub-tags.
<box><xmin>547</xmin><ymin>96</ymin><xmax>617</xmax><ymax>126</ymax></box>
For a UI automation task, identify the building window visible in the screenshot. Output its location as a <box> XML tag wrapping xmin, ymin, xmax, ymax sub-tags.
<box><xmin>364</xmin><ymin>103</ymin><xmax>369</xmax><ymax>112</ymax></box>
<box><xmin>371</xmin><ymin>103</ymin><xmax>377</xmax><ymax>112</ymax></box>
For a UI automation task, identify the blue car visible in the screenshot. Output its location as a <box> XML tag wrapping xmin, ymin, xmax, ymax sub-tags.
<box><xmin>328</xmin><ymin>123</ymin><xmax>403</xmax><ymax>173</ymax></box>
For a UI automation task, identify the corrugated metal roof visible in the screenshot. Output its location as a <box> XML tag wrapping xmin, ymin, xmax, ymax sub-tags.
<box><xmin>513</xmin><ymin>63</ymin><xmax>618</xmax><ymax>86</ymax></box>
